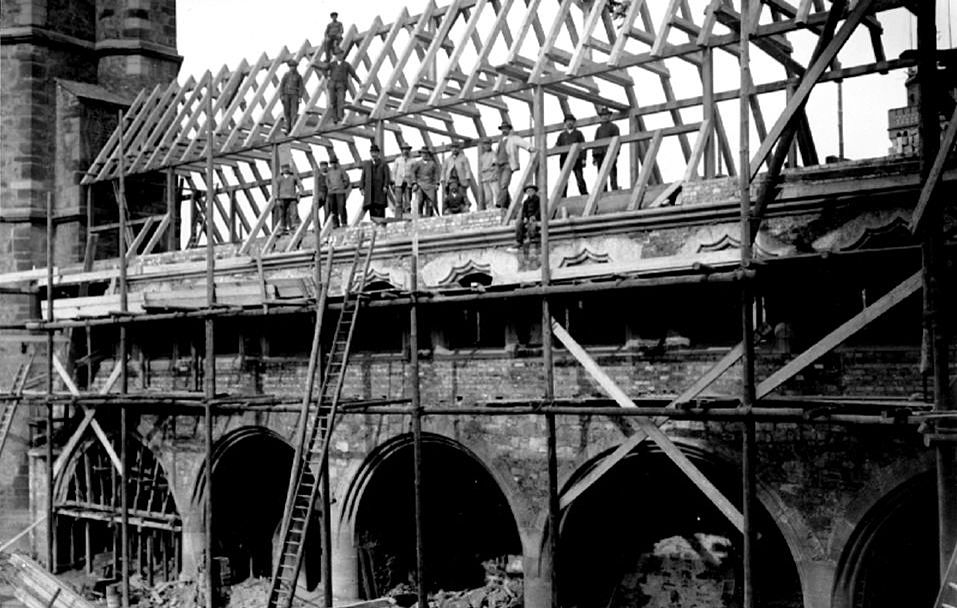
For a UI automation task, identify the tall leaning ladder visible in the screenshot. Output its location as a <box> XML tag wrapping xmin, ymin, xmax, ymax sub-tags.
<box><xmin>936</xmin><ymin>541</ymin><xmax>957</xmax><ymax>608</ymax></box>
<box><xmin>0</xmin><ymin>354</ymin><xmax>35</xmax><ymax>457</ymax></box>
<box><xmin>267</xmin><ymin>230</ymin><xmax>376</xmax><ymax>608</ymax></box>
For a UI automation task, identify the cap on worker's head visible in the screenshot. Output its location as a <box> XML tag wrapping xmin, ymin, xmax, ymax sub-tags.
<box><xmin>333</xmin><ymin>48</ymin><xmax>345</xmax><ymax>56</ymax></box>
<box><xmin>281</xmin><ymin>164</ymin><xmax>292</xmax><ymax>172</ymax></box>
<box><xmin>319</xmin><ymin>160</ymin><xmax>329</xmax><ymax>166</ymax></box>
<box><xmin>420</xmin><ymin>146</ymin><xmax>432</xmax><ymax>154</ymax></box>
<box><xmin>286</xmin><ymin>59</ymin><xmax>297</xmax><ymax>66</ymax></box>
<box><xmin>330</xmin><ymin>11</ymin><xmax>339</xmax><ymax>17</ymax></box>
<box><xmin>564</xmin><ymin>113</ymin><xmax>576</xmax><ymax>122</ymax></box>
<box><xmin>597</xmin><ymin>106</ymin><xmax>612</xmax><ymax>116</ymax></box>
<box><xmin>370</xmin><ymin>144</ymin><xmax>380</xmax><ymax>153</ymax></box>
<box><xmin>499</xmin><ymin>121</ymin><xmax>512</xmax><ymax>130</ymax></box>
<box><xmin>523</xmin><ymin>184</ymin><xmax>538</xmax><ymax>193</ymax></box>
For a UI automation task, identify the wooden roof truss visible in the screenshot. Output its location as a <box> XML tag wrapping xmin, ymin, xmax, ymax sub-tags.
<box><xmin>81</xmin><ymin>0</ymin><xmax>915</xmax><ymax>252</ymax></box>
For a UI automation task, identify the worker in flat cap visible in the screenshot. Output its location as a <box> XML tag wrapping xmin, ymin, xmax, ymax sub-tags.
<box><xmin>593</xmin><ymin>106</ymin><xmax>620</xmax><ymax>191</ymax></box>
<box><xmin>478</xmin><ymin>138</ymin><xmax>497</xmax><ymax>211</ymax></box>
<box><xmin>510</xmin><ymin>183</ymin><xmax>541</xmax><ymax>253</ymax></box>
<box><xmin>315</xmin><ymin>160</ymin><xmax>329</xmax><ymax>226</ymax></box>
<box><xmin>324</xmin><ymin>155</ymin><xmax>351</xmax><ymax>228</ymax></box>
<box><xmin>275</xmin><ymin>163</ymin><xmax>303</xmax><ymax>233</ymax></box>
<box><xmin>391</xmin><ymin>143</ymin><xmax>415</xmax><ymax>220</ymax></box>
<box><xmin>279</xmin><ymin>58</ymin><xmax>304</xmax><ymax>134</ymax></box>
<box><xmin>495</xmin><ymin>121</ymin><xmax>534</xmax><ymax>210</ymax></box>
<box><xmin>441</xmin><ymin>140</ymin><xmax>474</xmax><ymax>213</ymax></box>
<box><xmin>324</xmin><ymin>11</ymin><xmax>344</xmax><ymax>61</ymax></box>
<box><xmin>360</xmin><ymin>143</ymin><xmax>391</xmax><ymax>222</ymax></box>
<box><xmin>411</xmin><ymin>147</ymin><xmax>440</xmax><ymax>217</ymax></box>
<box><xmin>443</xmin><ymin>176</ymin><xmax>468</xmax><ymax>214</ymax></box>
<box><xmin>321</xmin><ymin>47</ymin><xmax>360</xmax><ymax>124</ymax></box>
<box><xmin>555</xmin><ymin>113</ymin><xmax>587</xmax><ymax>197</ymax></box>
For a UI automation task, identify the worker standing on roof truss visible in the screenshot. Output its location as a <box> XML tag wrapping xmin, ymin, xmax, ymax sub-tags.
<box><xmin>478</xmin><ymin>139</ymin><xmax>497</xmax><ymax>211</ymax></box>
<box><xmin>391</xmin><ymin>143</ymin><xmax>415</xmax><ymax>220</ymax></box>
<box><xmin>593</xmin><ymin>106</ymin><xmax>620</xmax><ymax>191</ymax></box>
<box><xmin>441</xmin><ymin>140</ymin><xmax>474</xmax><ymax>213</ymax></box>
<box><xmin>556</xmin><ymin>113</ymin><xmax>587</xmax><ymax>196</ymax></box>
<box><xmin>360</xmin><ymin>144</ymin><xmax>391</xmax><ymax>223</ymax></box>
<box><xmin>325</xmin><ymin>155</ymin><xmax>351</xmax><ymax>228</ymax></box>
<box><xmin>315</xmin><ymin>160</ymin><xmax>329</xmax><ymax>224</ymax></box>
<box><xmin>412</xmin><ymin>147</ymin><xmax>440</xmax><ymax>217</ymax></box>
<box><xmin>495</xmin><ymin>121</ymin><xmax>534</xmax><ymax>210</ymax></box>
<box><xmin>321</xmin><ymin>49</ymin><xmax>360</xmax><ymax>124</ymax></box>
<box><xmin>276</xmin><ymin>164</ymin><xmax>303</xmax><ymax>233</ymax></box>
<box><xmin>324</xmin><ymin>11</ymin><xmax>344</xmax><ymax>61</ymax></box>
<box><xmin>279</xmin><ymin>59</ymin><xmax>304</xmax><ymax>134</ymax></box>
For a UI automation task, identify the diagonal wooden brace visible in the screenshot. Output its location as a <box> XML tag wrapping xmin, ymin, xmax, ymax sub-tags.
<box><xmin>910</xmin><ymin>105</ymin><xmax>957</xmax><ymax>234</ymax></box>
<box><xmin>552</xmin><ymin>319</ymin><xmax>744</xmax><ymax>531</ymax></box>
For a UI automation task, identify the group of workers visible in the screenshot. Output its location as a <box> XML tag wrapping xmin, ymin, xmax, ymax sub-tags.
<box><xmin>273</xmin><ymin>13</ymin><xmax>621</xmax><ymax>251</ymax></box>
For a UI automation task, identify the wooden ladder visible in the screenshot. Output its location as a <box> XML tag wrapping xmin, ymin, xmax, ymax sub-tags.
<box><xmin>0</xmin><ymin>354</ymin><xmax>35</xmax><ymax>458</ymax></box>
<box><xmin>936</xmin><ymin>541</ymin><xmax>957</xmax><ymax>608</ymax></box>
<box><xmin>266</xmin><ymin>229</ymin><xmax>376</xmax><ymax>608</ymax></box>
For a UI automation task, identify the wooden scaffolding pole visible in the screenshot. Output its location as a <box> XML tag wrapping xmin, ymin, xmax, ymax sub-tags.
<box><xmin>45</xmin><ymin>192</ymin><xmax>55</xmax><ymax>572</ymax></box>
<box><xmin>410</xmin><ymin>158</ymin><xmax>427</xmax><ymax>607</ymax></box>
<box><xmin>203</xmin><ymin>92</ymin><xmax>216</xmax><ymax>608</ymax></box>
<box><xmin>535</xmin><ymin>84</ymin><xmax>559</xmax><ymax>608</ymax></box>
<box><xmin>916</xmin><ymin>3</ymin><xmax>956</xmax><ymax>577</ymax></box>
<box><xmin>117</xmin><ymin>110</ymin><xmax>131</xmax><ymax>608</ymax></box>
<box><xmin>737</xmin><ymin>3</ymin><xmax>757</xmax><ymax>608</ymax></box>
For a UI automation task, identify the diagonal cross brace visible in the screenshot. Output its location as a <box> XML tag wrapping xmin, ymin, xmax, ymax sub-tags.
<box><xmin>910</xmin><ymin>104</ymin><xmax>957</xmax><ymax>234</ymax></box>
<box><xmin>552</xmin><ymin>319</ymin><xmax>744</xmax><ymax>531</ymax></box>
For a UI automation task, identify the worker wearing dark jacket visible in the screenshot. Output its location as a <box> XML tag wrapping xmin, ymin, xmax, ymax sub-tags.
<box><xmin>360</xmin><ymin>144</ymin><xmax>391</xmax><ymax>221</ymax></box>
<box><xmin>324</xmin><ymin>12</ymin><xmax>344</xmax><ymax>60</ymax></box>
<box><xmin>279</xmin><ymin>59</ymin><xmax>304</xmax><ymax>134</ymax></box>
<box><xmin>555</xmin><ymin>114</ymin><xmax>587</xmax><ymax>196</ymax></box>
<box><xmin>325</xmin><ymin>156</ymin><xmax>351</xmax><ymax>228</ymax></box>
<box><xmin>512</xmin><ymin>183</ymin><xmax>540</xmax><ymax>251</ymax></box>
<box><xmin>323</xmin><ymin>49</ymin><xmax>359</xmax><ymax>124</ymax></box>
<box><xmin>592</xmin><ymin>106</ymin><xmax>620</xmax><ymax>191</ymax></box>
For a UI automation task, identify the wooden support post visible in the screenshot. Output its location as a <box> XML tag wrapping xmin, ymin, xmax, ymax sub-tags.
<box><xmin>410</xmin><ymin>154</ymin><xmax>427</xmax><ymax>608</ymax></box>
<box><xmin>117</xmin><ymin>109</ymin><xmax>131</xmax><ymax>608</ymax></box>
<box><xmin>702</xmin><ymin>47</ymin><xmax>716</xmax><ymax>178</ymax></box>
<box><xmin>738</xmin><ymin>6</ymin><xmax>756</xmax><ymax>606</ymax></box>
<box><xmin>84</xmin><ymin>521</ymin><xmax>92</xmax><ymax>574</ymax></box>
<box><xmin>204</xmin><ymin>93</ymin><xmax>216</xmax><ymax>608</ymax></box>
<box><xmin>45</xmin><ymin>192</ymin><xmax>55</xmax><ymax>572</ymax></box>
<box><xmin>535</xmin><ymin>84</ymin><xmax>559</xmax><ymax>608</ymax></box>
<box><xmin>916</xmin><ymin>2</ymin><xmax>956</xmax><ymax>577</ymax></box>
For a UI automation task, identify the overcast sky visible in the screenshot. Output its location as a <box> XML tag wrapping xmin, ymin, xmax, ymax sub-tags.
<box><xmin>175</xmin><ymin>1</ymin><xmax>955</xmax><ymax>163</ymax></box>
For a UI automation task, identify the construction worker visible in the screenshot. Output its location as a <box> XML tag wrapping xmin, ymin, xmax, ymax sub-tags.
<box><xmin>360</xmin><ymin>144</ymin><xmax>391</xmax><ymax>222</ymax></box>
<box><xmin>325</xmin><ymin>156</ymin><xmax>351</xmax><ymax>228</ymax></box>
<box><xmin>495</xmin><ymin>121</ymin><xmax>534</xmax><ymax>210</ymax></box>
<box><xmin>440</xmin><ymin>140</ymin><xmax>474</xmax><ymax>213</ymax></box>
<box><xmin>323</xmin><ymin>12</ymin><xmax>344</xmax><ymax>61</ymax></box>
<box><xmin>391</xmin><ymin>143</ymin><xmax>415</xmax><ymax>220</ymax></box>
<box><xmin>478</xmin><ymin>138</ymin><xmax>497</xmax><ymax>211</ymax></box>
<box><xmin>556</xmin><ymin>113</ymin><xmax>587</xmax><ymax>196</ymax></box>
<box><xmin>276</xmin><ymin>164</ymin><xmax>303</xmax><ymax>233</ymax></box>
<box><xmin>510</xmin><ymin>183</ymin><xmax>540</xmax><ymax>253</ymax></box>
<box><xmin>323</xmin><ymin>49</ymin><xmax>359</xmax><ymax>124</ymax></box>
<box><xmin>443</xmin><ymin>177</ymin><xmax>468</xmax><ymax>214</ymax></box>
<box><xmin>279</xmin><ymin>59</ymin><xmax>304</xmax><ymax>134</ymax></box>
<box><xmin>592</xmin><ymin>106</ymin><xmax>620</xmax><ymax>191</ymax></box>
<box><xmin>411</xmin><ymin>147</ymin><xmax>440</xmax><ymax>217</ymax></box>
<box><xmin>315</xmin><ymin>160</ymin><xmax>329</xmax><ymax>224</ymax></box>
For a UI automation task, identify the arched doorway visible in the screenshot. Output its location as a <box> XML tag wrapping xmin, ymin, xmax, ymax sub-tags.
<box><xmin>345</xmin><ymin>434</ymin><xmax>521</xmax><ymax>597</ymax></box>
<box><xmin>832</xmin><ymin>471</ymin><xmax>938</xmax><ymax>608</ymax></box>
<box><xmin>558</xmin><ymin>444</ymin><xmax>802</xmax><ymax>608</ymax></box>
<box><xmin>203</xmin><ymin>427</ymin><xmax>325</xmax><ymax>587</ymax></box>
<box><xmin>54</xmin><ymin>434</ymin><xmax>181</xmax><ymax>583</ymax></box>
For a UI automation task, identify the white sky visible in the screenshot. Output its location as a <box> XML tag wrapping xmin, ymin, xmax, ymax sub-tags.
<box><xmin>175</xmin><ymin>1</ymin><xmax>956</xmax><ymax>165</ymax></box>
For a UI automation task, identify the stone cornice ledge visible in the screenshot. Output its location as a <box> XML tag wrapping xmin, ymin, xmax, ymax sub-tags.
<box><xmin>0</xmin><ymin>26</ymin><xmax>95</xmax><ymax>52</ymax></box>
<box><xmin>95</xmin><ymin>39</ymin><xmax>183</xmax><ymax>66</ymax></box>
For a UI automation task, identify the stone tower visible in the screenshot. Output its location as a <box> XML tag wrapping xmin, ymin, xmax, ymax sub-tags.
<box><xmin>0</xmin><ymin>0</ymin><xmax>180</xmax><ymax>553</ymax></box>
